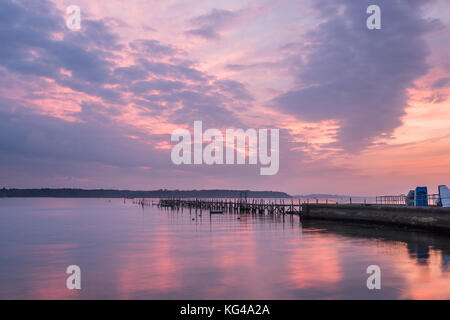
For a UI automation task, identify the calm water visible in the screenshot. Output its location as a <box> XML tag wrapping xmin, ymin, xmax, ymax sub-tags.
<box><xmin>0</xmin><ymin>198</ymin><xmax>449</xmax><ymax>299</ymax></box>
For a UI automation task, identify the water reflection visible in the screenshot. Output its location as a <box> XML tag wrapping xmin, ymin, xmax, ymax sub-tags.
<box><xmin>0</xmin><ymin>198</ymin><xmax>449</xmax><ymax>299</ymax></box>
<box><xmin>443</xmin><ymin>253</ymin><xmax>450</xmax><ymax>270</ymax></box>
<box><xmin>407</xmin><ymin>243</ymin><xmax>430</xmax><ymax>265</ymax></box>
<box><xmin>301</xmin><ymin>220</ymin><xmax>450</xmax><ymax>299</ymax></box>
<box><xmin>302</xmin><ymin>220</ymin><xmax>450</xmax><ymax>270</ymax></box>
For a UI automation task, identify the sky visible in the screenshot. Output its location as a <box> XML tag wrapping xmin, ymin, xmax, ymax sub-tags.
<box><xmin>0</xmin><ymin>0</ymin><xmax>450</xmax><ymax>196</ymax></box>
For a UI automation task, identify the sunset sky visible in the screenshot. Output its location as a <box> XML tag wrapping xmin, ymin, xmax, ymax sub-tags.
<box><xmin>1</xmin><ymin>0</ymin><xmax>450</xmax><ymax>196</ymax></box>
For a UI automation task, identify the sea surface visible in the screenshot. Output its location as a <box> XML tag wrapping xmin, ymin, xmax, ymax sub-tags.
<box><xmin>0</xmin><ymin>198</ymin><xmax>449</xmax><ymax>299</ymax></box>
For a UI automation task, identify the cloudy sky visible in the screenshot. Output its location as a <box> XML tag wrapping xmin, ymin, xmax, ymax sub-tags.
<box><xmin>1</xmin><ymin>0</ymin><xmax>449</xmax><ymax>196</ymax></box>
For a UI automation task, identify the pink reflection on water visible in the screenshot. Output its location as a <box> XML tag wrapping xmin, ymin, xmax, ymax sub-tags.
<box><xmin>115</xmin><ymin>224</ymin><xmax>182</xmax><ymax>299</ymax></box>
<box><xmin>391</xmin><ymin>245</ymin><xmax>450</xmax><ymax>299</ymax></box>
<box><xmin>2</xmin><ymin>199</ymin><xmax>450</xmax><ymax>299</ymax></box>
<box><xmin>204</xmin><ymin>221</ymin><xmax>261</xmax><ymax>298</ymax></box>
<box><xmin>285</xmin><ymin>236</ymin><xmax>343</xmax><ymax>292</ymax></box>
<box><xmin>28</xmin><ymin>243</ymin><xmax>80</xmax><ymax>299</ymax></box>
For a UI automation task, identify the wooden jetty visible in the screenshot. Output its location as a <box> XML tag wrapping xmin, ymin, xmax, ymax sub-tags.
<box><xmin>136</xmin><ymin>198</ymin><xmax>303</xmax><ymax>215</ymax></box>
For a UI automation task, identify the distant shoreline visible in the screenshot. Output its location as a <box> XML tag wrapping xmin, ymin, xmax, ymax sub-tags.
<box><xmin>0</xmin><ymin>188</ymin><xmax>292</xmax><ymax>199</ymax></box>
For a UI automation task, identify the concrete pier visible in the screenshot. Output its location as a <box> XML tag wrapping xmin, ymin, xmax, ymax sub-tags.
<box><xmin>301</xmin><ymin>204</ymin><xmax>450</xmax><ymax>233</ymax></box>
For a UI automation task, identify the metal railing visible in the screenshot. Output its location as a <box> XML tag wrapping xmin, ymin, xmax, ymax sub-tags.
<box><xmin>376</xmin><ymin>194</ymin><xmax>440</xmax><ymax>206</ymax></box>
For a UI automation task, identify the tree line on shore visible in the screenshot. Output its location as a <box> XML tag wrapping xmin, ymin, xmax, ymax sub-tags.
<box><xmin>0</xmin><ymin>188</ymin><xmax>291</xmax><ymax>199</ymax></box>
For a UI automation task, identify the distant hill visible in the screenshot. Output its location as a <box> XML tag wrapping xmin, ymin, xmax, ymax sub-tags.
<box><xmin>292</xmin><ymin>194</ymin><xmax>373</xmax><ymax>200</ymax></box>
<box><xmin>292</xmin><ymin>194</ymin><xmax>350</xmax><ymax>199</ymax></box>
<box><xmin>0</xmin><ymin>188</ymin><xmax>291</xmax><ymax>199</ymax></box>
